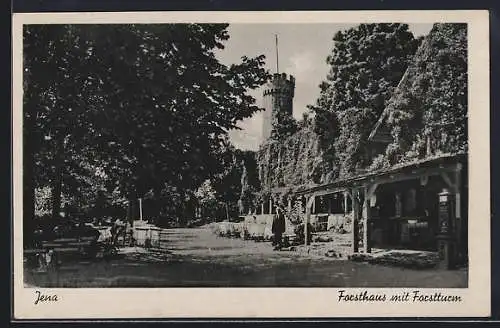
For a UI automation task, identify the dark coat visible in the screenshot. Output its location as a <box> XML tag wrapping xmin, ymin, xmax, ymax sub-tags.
<box><xmin>272</xmin><ymin>211</ymin><xmax>286</xmax><ymax>234</ymax></box>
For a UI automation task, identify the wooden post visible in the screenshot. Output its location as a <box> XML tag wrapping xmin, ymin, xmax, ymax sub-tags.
<box><xmin>362</xmin><ymin>186</ymin><xmax>372</xmax><ymax>253</ymax></box>
<box><xmin>344</xmin><ymin>191</ymin><xmax>349</xmax><ymax>213</ymax></box>
<box><xmin>261</xmin><ymin>202</ymin><xmax>265</xmax><ymax>215</ymax></box>
<box><xmin>395</xmin><ymin>192</ymin><xmax>402</xmax><ymax>218</ymax></box>
<box><xmin>351</xmin><ymin>189</ymin><xmax>360</xmax><ymax>253</ymax></box>
<box><xmin>312</xmin><ymin>196</ymin><xmax>316</xmax><ymax>214</ymax></box>
<box><xmin>426</xmin><ymin>135</ymin><xmax>431</xmax><ymax>156</ymax></box>
<box><xmin>454</xmin><ymin>164</ymin><xmax>462</xmax><ymax>259</ymax></box>
<box><xmin>305</xmin><ymin>205</ymin><xmax>309</xmax><ymax>246</ymax></box>
<box><xmin>288</xmin><ymin>197</ymin><xmax>292</xmax><ymax>213</ymax></box>
<box><xmin>305</xmin><ymin>195</ymin><xmax>315</xmax><ymax>246</ymax></box>
<box><xmin>139</xmin><ymin>198</ymin><xmax>143</xmax><ymax>221</ymax></box>
<box><xmin>269</xmin><ymin>197</ymin><xmax>273</xmax><ymax>215</ymax></box>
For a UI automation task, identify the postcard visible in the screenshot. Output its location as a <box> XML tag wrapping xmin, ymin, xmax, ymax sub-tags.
<box><xmin>12</xmin><ymin>10</ymin><xmax>490</xmax><ymax>319</ymax></box>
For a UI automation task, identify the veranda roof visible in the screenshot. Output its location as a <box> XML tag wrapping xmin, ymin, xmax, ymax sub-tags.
<box><xmin>293</xmin><ymin>152</ymin><xmax>467</xmax><ymax>196</ymax></box>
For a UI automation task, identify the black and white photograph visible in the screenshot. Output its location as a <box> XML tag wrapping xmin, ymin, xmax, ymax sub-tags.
<box><xmin>12</xmin><ymin>11</ymin><xmax>490</xmax><ymax>319</ymax></box>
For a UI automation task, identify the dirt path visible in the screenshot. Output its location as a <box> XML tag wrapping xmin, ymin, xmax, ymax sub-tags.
<box><xmin>24</xmin><ymin>227</ymin><xmax>467</xmax><ymax>288</ymax></box>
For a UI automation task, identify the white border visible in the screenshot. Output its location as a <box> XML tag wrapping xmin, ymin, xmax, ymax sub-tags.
<box><xmin>12</xmin><ymin>10</ymin><xmax>490</xmax><ymax>319</ymax></box>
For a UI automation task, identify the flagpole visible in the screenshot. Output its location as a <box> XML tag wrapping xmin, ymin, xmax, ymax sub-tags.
<box><xmin>275</xmin><ymin>34</ymin><xmax>279</xmax><ymax>74</ymax></box>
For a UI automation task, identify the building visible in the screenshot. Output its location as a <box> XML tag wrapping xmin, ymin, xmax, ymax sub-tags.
<box><xmin>261</xmin><ymin>73</ymin><xmax>295</xmax><ymax>140</ymax></box>
<box><xmin>252</xmin><ymin>29</ymin><xmax>467</xmax><ymax>269</ymax></box>
<box><xmin>293</xmin><ymin>153</ymin><xmax>467</xmax><ymax>263</ymax></box>
<box><xmin>288</xmin><ymin>50</ymin><xmax>468</xmax><ymax>268</ymax></box>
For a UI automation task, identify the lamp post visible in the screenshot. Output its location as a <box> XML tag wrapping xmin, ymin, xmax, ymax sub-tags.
<box><xmin>436</xmin><ymin>189</ymin><xmax>457</xmax><ymax>269</ymax></box>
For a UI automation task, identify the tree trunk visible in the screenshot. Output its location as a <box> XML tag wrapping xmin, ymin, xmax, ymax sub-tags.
<box><xmin>127</xmin><ymin>188</ymin><xmax>137</xmax><ymax>223</ymax></box>
<box><xmin>51</xmin><ymin>137</ymin><xmax>65</xmax><ymax>221</ymax></box>
<box><xmin>23</xmin><ymin>130</ymin><xmax>36</xmax><ymax>246</ymax></box>
<box><xmin>127</xmin><ymin>198</ymin><xmax>135</xmax><ymax>223</ymax></box>
<box><xmin>126</xmin><ymin>199</ymin><xmax>132</xmax><ymax>223</ymax></box>
<box><xmin>23</xmin><ymin>95</ymin><xmax>40</xmax><ymax>245</ymax></box>
<box><xmin>51</xmin><ymin>154</ymin><xmax>64</xmax><ymax>220</ymax></box>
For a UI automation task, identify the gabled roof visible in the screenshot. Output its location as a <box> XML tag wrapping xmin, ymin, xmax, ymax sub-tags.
<box><xmin>367</xmin><ymin>67</ymin><xmax>410</xmax><ymax>142</ymax></box>
<box><xmin>368</xmin><ymin>33</ymin><xmax>433</xmax><ymax>143</ymax></box>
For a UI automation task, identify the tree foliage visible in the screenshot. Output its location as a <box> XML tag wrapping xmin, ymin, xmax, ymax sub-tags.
<box><xmin>23</xmin><ymin>24</ymin><xmax>269</xmax><ymax>227</ymax></box>
<box><xmin>194</xmin><ymin>147</ymin><xmax>259</xmax><ymax>220</ymax></box>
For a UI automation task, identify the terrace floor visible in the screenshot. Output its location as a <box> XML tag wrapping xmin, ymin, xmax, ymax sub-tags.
<box><xmin>24</xmin><ymin>227</ymin><xmax>468</xmax><ymax>288</ymax></box>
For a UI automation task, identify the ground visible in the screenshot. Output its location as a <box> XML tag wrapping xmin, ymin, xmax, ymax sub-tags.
<box><xmin>24</xmin><ymin>227</ymin><xmax>468</xmax><ymax>288</ymax></box>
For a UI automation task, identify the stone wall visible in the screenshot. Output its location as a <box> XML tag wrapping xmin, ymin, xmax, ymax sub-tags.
<box><xmin>262</xmin><ymin>73</ymin><xmax>295</xmax><ymax>140</ymax></box>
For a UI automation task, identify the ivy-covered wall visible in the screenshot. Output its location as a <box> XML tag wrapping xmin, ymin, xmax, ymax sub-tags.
<box><xmin>256</xmin><ymin>124</ymin><xmax>331</xmax><ymax>196</ymax></box>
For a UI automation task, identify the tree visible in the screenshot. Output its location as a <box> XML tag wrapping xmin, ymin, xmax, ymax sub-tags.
<box><xmin>24</xmin><ymin>25</ymin><xmax>102</xmax><ymax>225</ymax></box>
<box><xmin>238</xmin><ymin>151</ymin><xmax>260</xmax><ymax>214</ymax></box>
<box><xmin>86</xmin><ymin>24</ymin><xmax>269</xmax><ymax>217</ymax></box>
<box><xmin>310</xmin><ymin>23</ymin><xmax>420</xmax><ymax>177</ymax></box>
<box><xmin>192</xmin><ymin>146</ymin><xmax>258</xmax><ymax>222</ymax></box>
<box><xmin>239</xmin><ymin>164</ymin><xmax>251</xmax><ymax>214</ymax></box>
<box><xmin>23</xmin><ymin>24</ymin><xmax>270</xmax><ymax>231</ymax></box>
<box><xmin>195</xmin><ymin>180</ymin><xmax>218</xmax><ymax>219</ymax></box>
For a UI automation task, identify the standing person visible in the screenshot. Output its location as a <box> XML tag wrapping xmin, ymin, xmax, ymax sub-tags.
<box><xmin>272</xmin><ymin>205</ymin><xmax>286</xmax><ymax>250</ymax></box>
<box><xmin>45</xmin><ymin>249</ymin><xmax>59</xmax><ymax>286</ymax></box>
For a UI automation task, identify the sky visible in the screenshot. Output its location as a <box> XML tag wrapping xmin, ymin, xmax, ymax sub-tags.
<box><xmin>216</xmin><ymin>23</ymin><xmax>434</xmax><ymax>151</ymax></box>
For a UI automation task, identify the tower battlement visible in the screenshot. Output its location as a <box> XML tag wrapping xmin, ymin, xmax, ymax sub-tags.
<box><xmin>263</xmin><ymin>73</ymin><xmax>295</xmax><ymax>97</ymax></box>
<box><xmin>261</xmin><ymin>73</ymin><xmax>295</xmax><ymax>141</ymax></box>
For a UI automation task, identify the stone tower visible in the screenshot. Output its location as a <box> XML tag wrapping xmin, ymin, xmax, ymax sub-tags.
<box><xmin>261</xmin><ymin>73</ymin><xmax>295</xmax><ymax>140</ymax></box>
